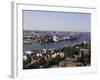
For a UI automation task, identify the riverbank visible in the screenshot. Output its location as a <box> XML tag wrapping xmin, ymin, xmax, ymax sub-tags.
<box><xmin>23</xmin><ymin>41</ymin><xmax>91</xmax><ymax>69</ymax></box>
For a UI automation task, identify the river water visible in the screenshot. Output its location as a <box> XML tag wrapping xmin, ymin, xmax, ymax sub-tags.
<box><xmin>23</xmin><ymin>33</ymin><xmax>90</xmax><ymax>51</ymax></box>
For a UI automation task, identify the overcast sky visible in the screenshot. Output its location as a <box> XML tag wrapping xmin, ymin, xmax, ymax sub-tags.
<box><xmin>23</xmin><ymin>10</ymin><xmax>91</xmax><ymax>32</ymax></box>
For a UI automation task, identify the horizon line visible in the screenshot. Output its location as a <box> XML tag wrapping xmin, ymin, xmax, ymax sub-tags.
<box><xmin>23</xmin><ymin>29</ymin><xmax>91</xmax><ymax>33</ymax></box>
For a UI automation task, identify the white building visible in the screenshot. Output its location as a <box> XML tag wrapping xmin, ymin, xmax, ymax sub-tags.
<box><xmin>36</xmin><ymin>53</ymin><xmax>42</xmax><ymax>57</ymax></box>
<box><xmin>42</xmin><ymin>49</ymin><xmax>47</xmax><ymax>53</ymax></box>
<box><xmin>25</xmin><ymin>50</ymin><xmax>33</xmax><ymax>54</ymax></box>
<box><xmin>51</xmin><ymin>53</ymin><xmax>57</xmax><ymax>58</ymax></box>
<box><xmin>23</xmin><ymin>55</ymin><xmax>27</xmax><ymax>61</ymax></box>
<box><xmin>53</xmin><ymin>35</ymin><xmax>58</xmax><ymax>42</ymax></box>
<box><xmin>79</xmin><ymin>49</ymin><xmax>89</xmax><ymax>57</ymax></box>
<box><xmin>59</xmin><ymin>52</ymin><xmax>64</xmax><ymax>57</ymax></box>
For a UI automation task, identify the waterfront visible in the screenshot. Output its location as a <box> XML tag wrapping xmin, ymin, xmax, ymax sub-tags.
<box><xmin>23</xmin><ymin>32</ymin><xmax>90</xmax><ymax>52</ymax></box>
<box><xmin>23</xmin><ymin>41</ymin><xmax>91</xmax><ymax>69</ymax></box>
<box><xmin>23</xmin><ymin>31</ymin><xmax>91</xmax><ymax>69</ymax></box>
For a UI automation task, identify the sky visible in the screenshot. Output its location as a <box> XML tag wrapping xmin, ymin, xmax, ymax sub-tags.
<box><xmin>23</xmin><ymin>10</ymin><xmax>91</xmax><ymax>32</ymax></box>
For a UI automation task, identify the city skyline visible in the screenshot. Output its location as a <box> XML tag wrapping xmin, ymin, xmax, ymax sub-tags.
<box><xmin>23</xmin><ymin>10</ymin><xmax>91</xmax><ymax>32</ymax></box>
